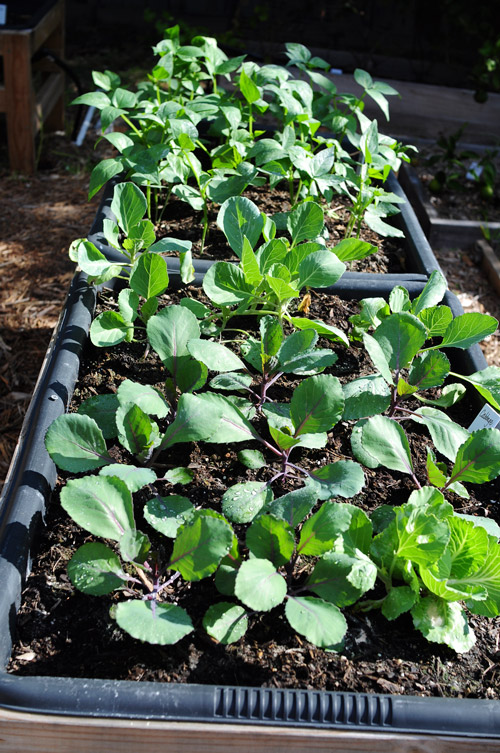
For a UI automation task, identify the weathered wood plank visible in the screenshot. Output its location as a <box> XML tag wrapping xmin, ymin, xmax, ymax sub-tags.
<box><xmin>32</xmin><ymin>0</ymin><xmax>65</xmax><ymax>55</ymax></box>
<box><xmin>1</xmin><ymin>31</ymin><xmax>37</xmax><ymax>174</ymax></box>
<box><xmin>329</xmin><ymin>74</ymin><xmax>500</xmax><ymax>145</ymax></box>
<box><xmin>0</xmin><ymin>0</ymin><xmax>65</xmax><ymax>172</ymax></box>
<box><xmin>0</xmin><ymin>709</ymin><xmax>498</xmax><ymax>753</ymax></box>
<box><xmin>34</xmin><ymin>73</ymin><xmax>65</xmax><ymax>132</ymax></box>
<box><xmin>479</xmin><ymin>239</ymin><xmax>500</xmax><ymax>297</ymax></box>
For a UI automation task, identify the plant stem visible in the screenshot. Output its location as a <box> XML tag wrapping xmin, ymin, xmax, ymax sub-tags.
<box><xmin>120</xmin><ymin>114</ymin><xmax>143</xmax><ymax>140</ymax></box>
<box><xmin>200</xmin><ymin>202</ymin><xmax>209</xmax><ymax>255</ymax></box>
<box><xmin>353</xmin><ymin>597</ymin><xmax>387</xmax><ymax>612</ymax></box>
<box><xmin>156</xmin><ymin>185</ymin><xmax>172</xmax><ymax>224</ymax></box>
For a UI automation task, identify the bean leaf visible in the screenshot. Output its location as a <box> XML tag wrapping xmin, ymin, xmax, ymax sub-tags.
<box><xmin>290</xmin><ymin>374</ymin><xmax>344</xmax><ymax>435</ymax></box>
<box><xmin>68</xmin><ymin>542</ymin><xmax>126</xmax><ymax>595</ymax></box>
<box><xmin>287</xmin><ymin>201</ymin><xmax>324</xmax><ymax>245</ymax></box>
<box><xmin>169</xmin><ymin>510</ymin><xmax>233</xmax><ymax>581</ymax></box>
<box><xmin>307</xmin><ymin>550</ymin><xmax>377</xmax><ymax>607</ymax></box>
<box><xmin>147</xmin><ymin>305</ymin><xmax>200</xmax><ymax>372</ymax></box>
<box><xmin>60</xmin><ymin>475</ymin><xmax>135</xmax><ymax>540</ymax></box>
<box><xmin>217</xmin><ymin>196</ymin><xmax>263</xmax><ymax>257</ymax></box>
<box><xmin>129</xmin><ymin>253</ymin><xmax>169</xmax><ymax>299</ymax></box>
<box><xmin>203</xmin><ymin>603</ymin><xmax>248</xmax><ymax>644</ymax></box>
<box><xmin>285</xmin><ymin>596</ymin><xmax>346</xmax><ymax>648</ymax></box>
<box><xmin>100</xmin><ymin>464</ymin><xmax>156</xmax><ymax>493</ymax></box>
<box><xmin>144</xmin><ymin>495</ymin><xmax>195</xmax><ymax>537</ymax></box>
<box><xmin>187</xmin><ymin>338</ymin><xmax>246</xmax><ymax>372</ymax></box>
<box><xmin>449</xmin><ymin>428</ymin><xmax>500</xmax><ymax>485</ymax></box>
<box><xmin>437</xmin><ymin>313</ymin><xmax>498</xmax><ymax>350</ymax></box>
<box><xmin>222</xmin><ymin>482</ymin><xmax>274</xmax><ymax>523</ymax></box>
<box><xmin>246</xmin><ymin>514</ymin><xmax>295</xmax><ymax>567</ymax></box>
<box><xmin>353</xmin><ymin>415</ymin><xmax>413</xmax><ymax>474</ymax></box>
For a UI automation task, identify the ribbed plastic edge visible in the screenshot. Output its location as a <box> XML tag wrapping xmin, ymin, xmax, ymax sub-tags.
<box><xmin>0</xmin><ymin>274</ymin><xmax>96</xmax><ymax>668</ymax></box>
<box><xmin>0</xmin><ymin>272</ymin><xmax>496</xmax><ymax>736</ymax></box>
<box><xmin>0</xmin><ymin>674</ymin><xmax>499</xmax><ymax>736</ymax></box>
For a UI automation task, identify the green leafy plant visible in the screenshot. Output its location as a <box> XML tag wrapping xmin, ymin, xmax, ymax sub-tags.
<box><xmin>421</xmin><ymin>125</ymin><xmax>498</xmax><ymax>202</ymax></box>
<box><xmin>198</xmin><ymin>195</ymin><xmax>377</xmax><ymax>328</ymax></box>
<box><xmin>170</xmin><ymin>132</ymin><xmax>259</xmax><ymax>253</ymax></box>
<box><xmin>347</xmin><ymin>271</ymin><xmax>500</xmax><ymax>495</ymax></box>
<box><xmin>74</xmin><ymin>27</ymin><xmax>417</xmax><ymax>246</ymax></box>
<box><xmin>42</xmin><ymin>425</ymin><xmax>500</xmax><ymax>652</ymax></box>
<box><xmin>71</xmin><ymin>182</ymin><xmax>194</xmax><ymax>346</ymax></box>
<box><xmin>45</xmin><ymin>235</ymin><xmax>500</xmax><ymax>657</ymax></box>
<box><xmin>336</xmin><ymin>116</ymin><xmax>409</xmax><ymax>238</ymax></box>
<box><xmin>361</xmin><ymin>487</ymin><xmax>500</xmax><ymax>652</ymax></box>
<box><xmin>224</xmin><ymin>314</ymin><xmax>342</xmax><ymax>407</ymax></box>
<box><xmin>472</xmin><ymin>35</ymin><xmax>500</xmax><ymax>102</ymax></box>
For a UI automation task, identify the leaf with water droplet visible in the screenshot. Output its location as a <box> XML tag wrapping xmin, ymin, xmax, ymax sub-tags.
<box><xmin>222</xmin><ymin>482</ymin><xmax>274</xmax><ymax>523</ymax></box>
<box><xmin>144</xmin><ymin>495</ymin><xmax>194</xmax><ymax>537</ymax></box>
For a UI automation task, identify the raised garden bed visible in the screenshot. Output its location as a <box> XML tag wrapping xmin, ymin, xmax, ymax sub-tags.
<box><xmin>2</xmin><ymin>23</ymin><xmax>500</xmax><ymax>753</ymax></box>
<box><xmin>1</xmin><ymin>260</ymin><xmax>500</xmax><ymax>749</ymax></box>
<box><xmin>75</xmin><ymin>29</ymin><xmax>441</xmax><ymax>285</ymax></box>
<box><xmin>399</xmin><ymin>162</ymin><xmax>500</xmax><ymax>250</ymax></box>
<box><xmin>478</xmin><ymin>239</ymin><xmax>500</xmax><ymax>297</ymax></box>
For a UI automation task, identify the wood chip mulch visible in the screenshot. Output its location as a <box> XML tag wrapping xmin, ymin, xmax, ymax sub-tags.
<box><xmin>0</xmin><ymin>131</ymin><xmax>107</xmax><ymax>488</ymax></box>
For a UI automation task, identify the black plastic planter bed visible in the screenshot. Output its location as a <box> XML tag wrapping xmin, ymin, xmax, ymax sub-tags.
<box><xmin>87</xmin><ymin>171</ymin><xmax>442</xmax><ymax>282</ymax></box>
<box><xmin>0</xmin><ymin>270</ymin><xmax>498</xmax><ymax>752</ymax></box>
<box><xmin>399</xmin><ymin>162</ymin><xmax>500</xmax><ymax>250</ymax></box>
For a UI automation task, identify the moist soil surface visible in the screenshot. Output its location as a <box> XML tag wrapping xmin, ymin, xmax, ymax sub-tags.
<box><xmin>132</xmin><ymin>183</ymin><xmax>403</xmax><ymax>270</ymax></box>
<box><xmin>7</xmin><ymin>288</ymin><xmax>500</xmax><ymax>699</ymax></box>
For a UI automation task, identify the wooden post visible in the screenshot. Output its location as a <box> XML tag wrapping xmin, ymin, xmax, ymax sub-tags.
<box><xmin>0</xmin><ymin>0</ymin><xmax>65</xmax><ymax>173</ymax></box>
<box><xmin>2</xmin><ymin>31</ymin><xmax>37</xmax><ymax>173</ymax></box>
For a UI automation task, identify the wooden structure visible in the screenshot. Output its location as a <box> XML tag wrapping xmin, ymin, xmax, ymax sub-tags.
<box><xmin>478</xmin><ymin>239</ymin><xmax>500</xmax><ymax>297</ymax></box>
<box><xmin>0</xmin><ymin>0</ymin><xmax>65</xmax><ymax>173</ymax></box>
<box><xmin>0</xmin><ymin>709</ymin><xmax>499</xmax><ymax>753</ymax></box>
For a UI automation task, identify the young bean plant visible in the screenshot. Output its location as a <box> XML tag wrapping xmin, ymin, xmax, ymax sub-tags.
<box><xmin>73</xmin><ymin>26</ymin><xmax>417</xmax><ymax>241</ymax></box>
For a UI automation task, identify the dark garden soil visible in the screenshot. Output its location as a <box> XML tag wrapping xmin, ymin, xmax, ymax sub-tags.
<box><xmin>7</xmin><ymin>288</ymin><xmax>500</xmax><ymax>700</ymax></box>
<box><xmin>152</xmin><ymin>184</ymin><xmax>401</xmax><ymax>271</ymax></box>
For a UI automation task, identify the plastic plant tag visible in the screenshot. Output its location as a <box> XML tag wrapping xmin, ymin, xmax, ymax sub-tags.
<box><xmin>468</xmin><ymin>404</ymin><xmax>500</xmax><ymax>432</ymax></box>
<box><xmin>465</xmin><ymin>161</ymin><xmax>482</xmax><ymax>181</ymax></box>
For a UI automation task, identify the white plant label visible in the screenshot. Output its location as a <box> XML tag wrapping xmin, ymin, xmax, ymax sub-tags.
<box><xmin>0</xmin><ymin>6</ymin><xmax>7</xmax><ymax>25</ymax></box>
<box><xmin>468</xmin><ymin>404</ymin><xmax>500</xmax><ymax>433</ymax></box>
